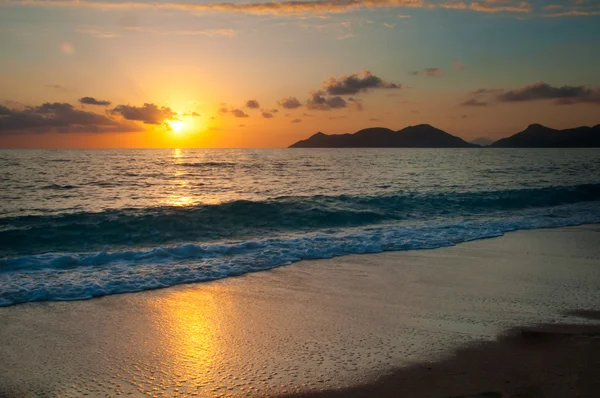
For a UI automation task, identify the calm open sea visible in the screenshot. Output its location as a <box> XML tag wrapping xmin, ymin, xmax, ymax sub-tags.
<box><xmin>1</xmin><ymin>148</ymin><xmax>600</xmax><ymax>306</ymax></box>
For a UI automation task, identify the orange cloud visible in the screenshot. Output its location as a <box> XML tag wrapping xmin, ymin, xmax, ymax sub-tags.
<box><xmin>545</xmin><ymin>9</ymin><xmax>600</xmax><ymax>17</ymax></box>
<box><xmin>5</xmin><ymin>0</ymin><xmax>425</xmax><ymax>15</ymax></box>
<box><xmin>4</xmin><ymin>0</ymin><xmax>533</xmax><ymax>16</ymax></box>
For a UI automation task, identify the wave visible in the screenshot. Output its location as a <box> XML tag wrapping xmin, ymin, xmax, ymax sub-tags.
<box><xmin>1</xmin><ymin>183</ymin><xmax>600</xmax><ymax>256</ymax></box>
<box><xmin>1</xmin><ymin>202</ymin><xmax>599</xmax><ymax>306</ymax></box>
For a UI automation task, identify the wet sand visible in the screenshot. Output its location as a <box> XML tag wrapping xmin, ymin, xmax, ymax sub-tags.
<box><xmin>285</xmin><ymin>320</ymin><xmax>600</xmax><ymax>398</ymax></box>
<box><xmin>0</xmin><ymin>225</ymin><xmax>599</xmax><ymax>397</ymax></box>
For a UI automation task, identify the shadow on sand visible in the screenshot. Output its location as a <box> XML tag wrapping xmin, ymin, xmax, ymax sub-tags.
<box><xmin>284</xmin><ymin>312</ymin><xmax>600</xmax><ymax>398</ymax></box>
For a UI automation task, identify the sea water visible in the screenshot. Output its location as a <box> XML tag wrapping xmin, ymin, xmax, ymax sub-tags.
<box><xmin>1</xmin><ymin>148</ymin><xmax>599</xmax><ymax>306</ymax></box>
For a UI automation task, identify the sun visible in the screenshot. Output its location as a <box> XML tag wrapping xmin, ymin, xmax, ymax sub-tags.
<box><xmin>169</xmin><ymin>120</ymin><xmax>185</xmax><ymax>133</ymax></box>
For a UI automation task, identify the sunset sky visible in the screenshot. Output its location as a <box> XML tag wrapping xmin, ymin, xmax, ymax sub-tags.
<box><xmin>1</xmin><ymin>0</ymin><xmax>599</xmax><ymax>148</ymax></box>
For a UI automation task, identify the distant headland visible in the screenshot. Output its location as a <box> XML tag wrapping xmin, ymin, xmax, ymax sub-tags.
<box><xmin>289</xmin><ymin>124</ymin><xmax>600</xmax><ymax>148</ymax></box>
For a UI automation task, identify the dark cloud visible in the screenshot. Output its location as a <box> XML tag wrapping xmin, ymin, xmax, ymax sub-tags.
<box><xmin>410</xmin><ymin>67</ymin><xmax>444</xmax><ymax>77</ymax></box>
<box><xmin>79</xmin><ymin>97</ymin><xmax>112</xmax><ymax>106</ymax></box>
<box><xmin>0</xmin><ymin>102</ymin><xmax>134</xmax><ymax>134</ymax></box>
<box><xmin>324</xmin><ymin>70</ymin><xmax>401</xmax><ymax>95</ymax></box>
<box><xmin>472</xmin><ymin>88</ymin><xmax>503</xmax><ymax>96</ymax></box>
<box><xmin>0</xmin><ymin>105</ymin><xmax>12</xmax><ymax>116</ymax></box>
<box><xmin>46</xmin><ymin>84</ymin><xmax>67</xmax><ymax>92</ymax></box>
<box><xmin>306</xmin><ymin>91</ymin><xmax>347</xmax><ymax>110</ymax></box>
<box><xmin>347</xmin><ymin>97</ymin><xmax>364</xmax><ymax>111</ymax></box>
<box><xmin>291</xmin><ymin>118</ymin><xmax>302</xmax><ymax>123</ymax></box>
<box><xmin>111</xmin><ymin>103</ymin><xmax>177</xmax><ymax>124</ymax></box>
<box><xmin>461</xmin><ymin>98</ymin><xmax>487</xmax><ymax>106</ymax></box>
<box><xmin>278</xmin><ymin>97</ymin><xmax>302</xmax><ymax>109</ymax></box>
<box><xmin>231</xmin><ymin>109</ymin><xmax>249</xmax><ymax>118</ymax></box>
<box><xmin>497</xmin><ymin>82</ymin><xmax>600</xmax><ymax>104</ymax></box>
<box><xmin>262</xmin><ymin>112</ymin><xmax>274</xmax><ymax>118</ymax></box>
<box><xmin>246</xmin><ymin>100</ymin><xmax>260</xmax><ymax>109</ymax></box>
<box><xmin>184</xmin><ymin>111</ymin><xmax>201</xmax><ymax>117</ymax></box>
<box><xmin>219</xmin><ymin>107</ymin><xmax>229</xmax><ymax>114</ymax></box>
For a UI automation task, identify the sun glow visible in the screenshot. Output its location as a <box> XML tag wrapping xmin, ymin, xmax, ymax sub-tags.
<box><xmin>169</xmin><ymin>120</ymin><xmax>185</xmax><ymax>133</ymax></box>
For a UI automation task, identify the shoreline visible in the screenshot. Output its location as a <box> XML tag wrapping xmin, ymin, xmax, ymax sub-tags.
<box><xmin>3</xmin><ymin>219</ymin><xmax>600</xmax><ymax>308</ymax></box>
<box><xmin>1</xmin><ymin>224</ymin><xmax>599</xmax><ymax>397</ymax></box>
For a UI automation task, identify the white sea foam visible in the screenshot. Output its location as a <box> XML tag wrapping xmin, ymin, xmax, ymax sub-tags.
<box><xmin>2</xmin><ymin>202</ymin><xmax>599</xmax><ymax>306</ymax></box>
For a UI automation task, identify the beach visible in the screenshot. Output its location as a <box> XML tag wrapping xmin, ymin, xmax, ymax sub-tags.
<box><xmin>1</xmin><ymin>224</ymin><xmax>599</xmax><ymax>397</ymax></box>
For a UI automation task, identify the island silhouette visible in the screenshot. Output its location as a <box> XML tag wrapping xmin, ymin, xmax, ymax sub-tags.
<box><xmin>289</xmin><ymin>123</ymin><xmax>600</xmax><ymax>148</ymax></box>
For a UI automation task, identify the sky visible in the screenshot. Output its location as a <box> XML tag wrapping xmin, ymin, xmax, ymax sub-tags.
<box><xmin>0</xmin><ymin>0</ymin><xmax>599</xmax><ymax>148</ymax></box>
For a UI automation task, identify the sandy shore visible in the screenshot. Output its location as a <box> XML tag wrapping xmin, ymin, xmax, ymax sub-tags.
<box><xmin>1</xmin><ymin>225</ymin><xmax>599</xmax><ymax>397</ymax></box>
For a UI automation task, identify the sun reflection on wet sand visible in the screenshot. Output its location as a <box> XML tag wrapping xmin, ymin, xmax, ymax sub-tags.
<box><xmin>144</xmin><ymin>288</ymin><xmax>226</xmax><ymax>395</ymax></box>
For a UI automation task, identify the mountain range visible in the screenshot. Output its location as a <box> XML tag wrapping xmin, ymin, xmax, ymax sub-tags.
<box><xmin>289</xmin><ymin>124</ymin><xmax>600</xmax><ymax>148</ymax></box>
<box><xmin>490</xmin><ymin>124</ymin><xmax>600</xmax><ymax>147</ymax></box>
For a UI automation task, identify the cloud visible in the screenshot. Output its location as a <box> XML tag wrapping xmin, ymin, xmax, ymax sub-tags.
<box><xmin>183</xmin><ymin>111</ymin><xmax>200</xmax><ymax>117</ymax></box>
<box><xmin>79</xmin><ymin>97</ymin><xmax>112</xmax><ymax>106</ymax></box>
<box><xmin>454</xmin><ymin>62</ymin><xmax>469</xmax><ymax>70</ymax></box>
<box><xmin>231</xmin><ymin>109</ymin><xmax>249</xmax><ymax>117</ymax></box>
<box><xmin>78</xmin><ymin>25</ymin><xmax>238</xmax><ymax>38</ymax></box>
<box><xmin>164</xmin><ymin>29</ymin><xmax>238</xmax><ymax>37</ymax></box>
<box><xmin>246</xmin><ymin>100</ymin><xmax>260</xmax><ymax>109</ymax></box>
<box><xmin>497</xmin><ymin>82</ymin><xmax>600</xmax><ymax>104</ymax></box>
<box><xmin>436</xmin><ymin>2</ymin><xmax>468</xmax><ymax>9</ymax></box>
<box><xmin>111</xmin><ymin>103</ymin><xmax>177</xmax><ymax>124</ymax></box>
<box><xmin>397</xmin><ymin>13</ymin><xmax>412</xmax><ymax>18</ymax></box>
<box><xmin>46</xmin><ymin>84</ymin><xmax>66</xmax><ymax>92</ymax></box>
<box><xmin>306</xmin><ymin>91</ymin><xmax>347</xmax><ymax>110</ymax></box>
<box><xmin>77</xmin><ymin>26</ymin><xmax>121</xmax><ymax>38</ymax></box>
<box><xmin>337</xmin><ymin>33</ymin><xmax>357</xmax><ymax>40</ymax></box>
<box><xmin>3</xmin><ymin>0</ymin><xmax>540</xmax><ymax>17</ymax></box>
<box><xmin>0</xmin><ymin>102</ymin><xmax>135</xmax><ymax>134</ymax></box>
<box><xmin>383</xmin><ymin>22</ymin><xmax>396</xmax><ymax>28</ymax></box>
<box><xmin>5</xmin><ymin>0</ymin><xmax>426</xmax><ymax>16</ymax></box>
<box><xmin>291</xmin><ymin>118</ymin><xmax>302</xmax><ymax>123</ymax></box>
<box><xmin>468</xmin><ymin>2</ymin><xmax>531</xmax><ymax>13</ymax></box>
<box><xmin>218</xmin><ymin>106</ymin><xmax>229</xmax><ymax>114</ymax></box>
<box><xmin>410</xmin><ymin>67</ymin><xmax>444</xmax><ymax>77</ymax></box>
<box><xmin>262</xmin><ymin>111</ymin><xmax>274</xmax><ymax>118</ymax></box>
<box><xmin>461</xmin><ymin>98</ymin><xmax>487</xmax><ymax>106</ymax></box>
<box><xmin>0</xmin><ymin>105</ymin><xmax>12</xmax><ymax>116</ymax></box>
<box><xmin>278</xmin><ymin>96</ymin><xmax>303</xmax><ymax>109</ymax></box>
<box><xmin>347</xmin><ymin>97</ymin><xmax>364</xmax><ymax>111</ymax></box>
<box><xmin>324</xmin><ymin>70</ymin><xmax>401</xmax><ymax>95</ymax></box>
<box><xmin>435</xmin><ymin>1</ymin><xmax>531</xmax><ymax>12</ymax></box>
<box><xmin>545</xmin><ymin>9</ymin><xmax>600</xmax><ymax>17</ymax></box>
<box><xmin>471</xmin><ymin>88</ymin><xmax>504</xmax><ymax>96</ymax></box>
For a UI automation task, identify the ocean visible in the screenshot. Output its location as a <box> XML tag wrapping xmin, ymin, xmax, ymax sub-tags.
<box><xmin>1</xmin><ymin>148</ymin><xmax>600</xmax><ymax>306</ymax></box>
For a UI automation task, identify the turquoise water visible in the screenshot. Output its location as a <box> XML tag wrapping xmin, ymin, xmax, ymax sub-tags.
<box><xmin>1</xmin><ymin>148</ymin><xmax>600</xmax><ymax>306</ymax></box>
